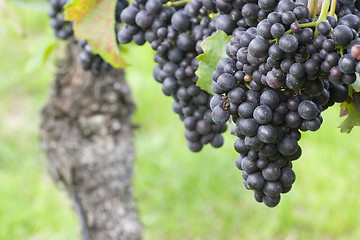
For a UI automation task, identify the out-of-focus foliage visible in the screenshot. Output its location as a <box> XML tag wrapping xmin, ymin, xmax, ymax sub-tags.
<box><xmin>0</xmin><ymin>1</ymin><xmax>78</xmax><ymax>239</ymax></box>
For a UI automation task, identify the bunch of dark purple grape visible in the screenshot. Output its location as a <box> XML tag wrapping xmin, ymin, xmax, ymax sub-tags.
<box><xmin>115</xmin><ymin>0</ymin><xmax>286</xmax><ymax>151</ymax></box>
<box><xmin>210</xmin><ymin>0</ymin><xmax>360</xmax><ymax>207</ymax></box>
<box><xmin>116</xmin><ymin>0</ymin><xmax>360</xmax><ymax>206</ymax></box>
<box><xmin>118</xmin><ymin>0</ymin><xmax>222</xmax><ymax>151</ymax></box>
<box><xmin>48</xmin><ymin>0</ymin><xmax>128</xmax><ymax>76</ymax></box>
<box><xmin>49</xmin><ymin>0</ymin><xmax>360</xmax><ymax>207</ymax></box>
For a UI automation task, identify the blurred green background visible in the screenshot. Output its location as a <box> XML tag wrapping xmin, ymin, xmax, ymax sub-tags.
<box><xmin>1</xmin><ymin>1</ymin><xmax>360</xmax><ymax>240</ymax></box>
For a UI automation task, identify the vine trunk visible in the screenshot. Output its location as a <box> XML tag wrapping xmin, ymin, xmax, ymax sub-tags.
<box><xmin>40</xmin><ymin>44</ymin><xmax>142</xmax><ymax>240</ymax></box>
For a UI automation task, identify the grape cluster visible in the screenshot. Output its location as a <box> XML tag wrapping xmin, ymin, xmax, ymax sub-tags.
<box><xmin>210</xmin><ymin>0</ymin><xmax>360</xmax><ymax>206</ymax></box>
<box><xmin>117</xmin><ymin>0</ymin><xmax>232</xmax><ymax>151</ymax></box>
<box><xmin>48</xmin><ymin>0</ymin><xmax>73</xmax><ymax>40</ymax></box>
<box><xmin>48</xmin><ymin>0</ymin><xmax>129</xmax><ymax>76</ymax></box>
<box><xmin>115</xmin><ymin>0</ymin><xmax>286</xmax><ymax>151</ymax></box>
<box><xmin>50</xmin><ymin>0</ymin><xmax>360</xmax><ymax>207</ymax></box>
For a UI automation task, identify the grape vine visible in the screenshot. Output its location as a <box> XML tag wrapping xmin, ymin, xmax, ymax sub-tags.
<box><xmin>49</xmin><ymin>0</ymin><xmax>360</xmax><ymax>207</ymax></box>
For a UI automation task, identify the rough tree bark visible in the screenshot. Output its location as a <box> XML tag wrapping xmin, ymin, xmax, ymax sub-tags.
<box><xmin>40</xmin><ymin>44</ymin><xmax>142</xmax><ymax>240</ymax></box>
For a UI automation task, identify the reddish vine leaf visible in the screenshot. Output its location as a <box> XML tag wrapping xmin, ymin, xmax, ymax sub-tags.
<box><xmin>64</xmin><ymin>0</ymin><xmax>127</xmax><ymax>68</ymax></box>
<box><xmin>196</xmin><ymin>30</ymin><xmax>232</xmax><ymax>95</ymax></box>
<box><xmin>339</xmin><ymin>92</ymin><xmax>360</xmax><ymax>133</ymax></box>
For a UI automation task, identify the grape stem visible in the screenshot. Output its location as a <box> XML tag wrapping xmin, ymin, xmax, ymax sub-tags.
<box><xmin>308</xmin><ymin>0</ymin><xmax>319</xmax><ymax>20</ymax></box>
<box><xmin>329</xmin><ymin>0</ymin><xmax>337</xmax><ymax>17</ymax></box>
<box><xmin>337</xmin><ymin>46</ymin><xmax>345</xmax><ymax>56</ymax></box>
<box><xmin>313</xmin><ymin>0</ymin><xmax>332</xmax><ymax>36</ymax></box>
<box><xmin>284</xmin><ymin>0</ymin><xmax>332</xmax><ymax>35</ymax></box>
<box><xmin>317</xmin><ymin>0</ymin><xmax>331</xmax><ymax>23</ymax></box>
<box><xmin>163</xmin><ymin>0</ymin><xmax>192</xmax><ymax>7</ymax></box>
<box><xmin>209</xmin><ymin>12</ymin><xmax>219</xmax><ymax>20</ymax></box>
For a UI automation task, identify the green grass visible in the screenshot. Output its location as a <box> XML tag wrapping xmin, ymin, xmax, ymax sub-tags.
<box><xmin>0</xmin><ymin>3</ymin><xmax>78</xmax><ymax>240</ymax></box>
<box><xmin>1</xmin><ymin>2</ymin><xmax>360</xmax><ymax>240</ymax></box>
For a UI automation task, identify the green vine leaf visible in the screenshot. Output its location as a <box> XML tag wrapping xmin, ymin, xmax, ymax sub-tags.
<box><xmin>351</xmin><ymin>73</ymin><xmax>360</xmax><ymax>92</ymax></box>
<box><xmin>195</xmin><ymin>30</ymin><xmax>232</xmax><ymax>95</ymax></box>
<box><xmin>339</xmin><ymin>92</ymin><xmax>360</xmax><ymax>133</ymax></box>
<box><xmin>64</xmin><ymin>0</ymin><xmax>128</xmax><ymax>68</ymax></box>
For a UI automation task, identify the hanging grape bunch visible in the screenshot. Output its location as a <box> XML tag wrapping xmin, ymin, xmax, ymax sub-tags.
<box><xmin>52</xmin><ymin>0</ymin><xmax>360</xmax><ymax>207</ymax></box>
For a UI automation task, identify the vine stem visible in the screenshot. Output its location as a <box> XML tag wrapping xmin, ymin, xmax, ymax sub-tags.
<box><xmin>284</xmin><ymin>22</ymin><xmax>317</xmax><ymax>34</ymax></box>
<box><xmin>163</xmin><ymin>0</ymin><xmax>192</xmax><ymax>7</ymax></box>
<box><xmin>329</xmin><ymin>0</ymin><xmax>337</xmax><ymax>17</ymax></box>
<box><xmin>317</xmin><ymin>0</ymin><xmax>331</xmax><ymax>23</ymax></box>
<box><xmin>284</xmin><ymin>0</ymin><xmax>332</xmax><ymax>35</ymax></box>
<box><xmin>312</xmin><ymin>0</ymin><xmax>331</xmax><ymax>36</ymax></box>
<box><xmin>308</xmin><ymin>0</ymin><xmax>319</xmax><ymax>20</ymax></box>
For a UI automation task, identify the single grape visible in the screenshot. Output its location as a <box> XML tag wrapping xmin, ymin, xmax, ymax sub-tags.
<box><xmin>298</xmin><ymin>100</ymin><xmax>320</xmax><ymax>120</ymax></box>
<box><xmin>262</xmin><ymin>162</ymin><xmax>281</xmax><ymax>181</ymax></box>
<box><xmin>279</xmin><ymin>167</ymin><xmax>296</xmax><ymax>187</ymax></box>
<box><xmin>253</xmin><ymin>105</ymin><xmax>273</xmax><ymax>124</ymax></box>
<box><xmin>263</xmin><ymin>181</ymin><xmax>283</xmax><ymax>198</ymax></box>
<box><xmin>351</xmin><ymin>45</ymin><xmax>360</xmax><ymax>60</ymax></box>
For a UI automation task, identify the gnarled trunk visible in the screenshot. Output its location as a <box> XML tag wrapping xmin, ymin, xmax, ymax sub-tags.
<box><xmin>40</xmin><ymin>44</ymin><xmax>142</xmax><ymax>240</ymax></box>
